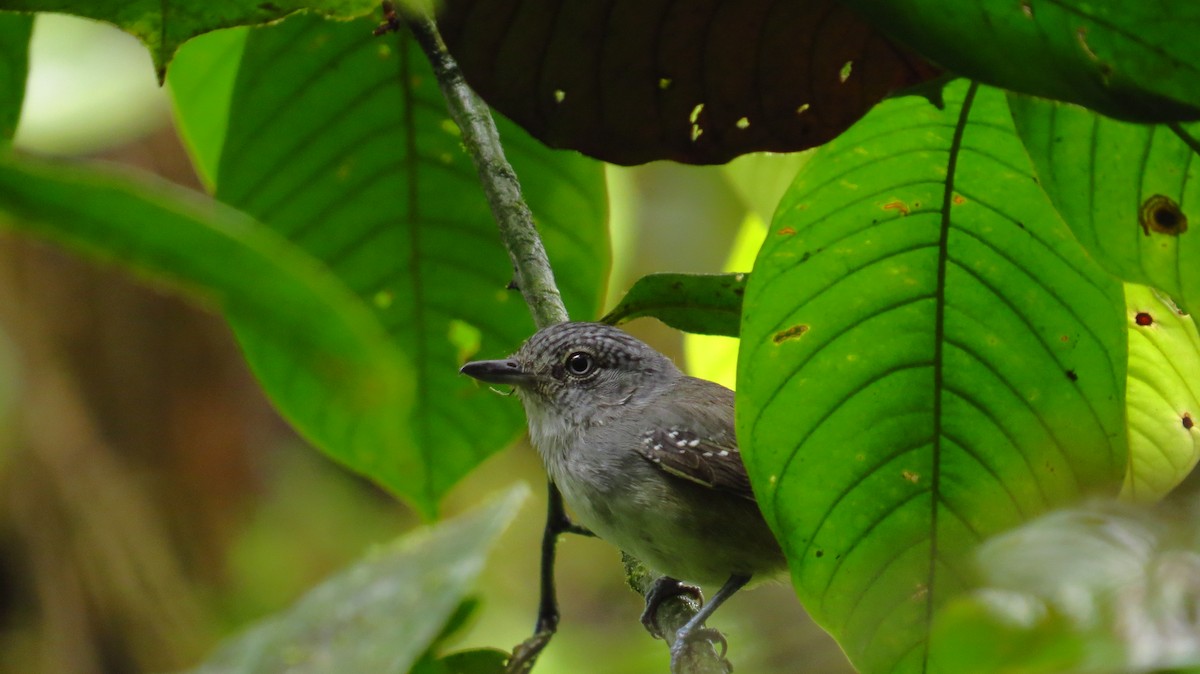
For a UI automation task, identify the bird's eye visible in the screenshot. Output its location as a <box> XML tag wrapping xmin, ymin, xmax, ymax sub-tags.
<box><xmin>565</xmin><ymin>352</ymin><xmax>595</xmax><ymax>376</ymax></box>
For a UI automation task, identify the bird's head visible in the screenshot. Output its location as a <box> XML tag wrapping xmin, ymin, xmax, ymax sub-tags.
<box><xmin>460</xmin><ymin>322</ymin><xmax>680</xmax><ymax>425</ymax></box>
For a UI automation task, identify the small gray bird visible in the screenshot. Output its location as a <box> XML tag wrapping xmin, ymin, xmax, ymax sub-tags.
<box><xmin>460</xmin><ymin>321</ymin><xmax>785</xmax><ymax>669</ymax></box>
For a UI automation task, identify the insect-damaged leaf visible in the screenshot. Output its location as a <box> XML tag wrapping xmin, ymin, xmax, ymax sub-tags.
<box><xmin>436</xmin><ymin>0</ymin><xmax>939</xmax><ymax>165</ymax></box>
<box><xmin>1009</xmin><ymin>95</ymin><xmax>1200</xmax><ymax>315</ymax></box>
<box><xmin>738</xmin><ymin>81</ymin><xmax>1127</xmax><ymax>673</ymax></box>
<box><xmin>1122</xmin><ymin>284</ymin><xmax>1200</xmax><ymax>502</ymax></box>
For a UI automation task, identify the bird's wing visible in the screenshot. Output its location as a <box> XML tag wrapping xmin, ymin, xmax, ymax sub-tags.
<box><xmin>632</xmin><ymin>377</ymin><xmax>755</xmax><ymax>501</ymax></box>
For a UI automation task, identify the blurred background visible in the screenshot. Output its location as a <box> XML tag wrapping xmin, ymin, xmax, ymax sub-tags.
<box><xmin>0</xmin><ymin>14</ymin><xmax>852</xmax><ymax>674</ymax></box>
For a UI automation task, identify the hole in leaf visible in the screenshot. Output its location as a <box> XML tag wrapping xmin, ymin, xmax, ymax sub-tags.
<box><xmin>773</xmin><ymin>324</ymin><xmax>809</xmax><ymax>343</ymax></box>
<box><xmin>689</xmin><ymin>103</ymin><xmax>705</xmax><ymax>142</ymax></box>
<box><xmin>839</xmin><ymin>61</ymin><xmax>853</xmax><ymax>83</ymax></box>
<box><xmin>1139</xmin><ymin>194</ymin><xmax>1187</xmax><ymax>236</ymax></box>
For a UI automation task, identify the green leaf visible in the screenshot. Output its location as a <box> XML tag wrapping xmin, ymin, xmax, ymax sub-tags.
<box><xmin>412</xmin><ymin>648</ymin><xmax>508</xmax><ymax>674</ymax></box>
<box><xmin>843</xmin><ymin>0</ymin><xmax>1200</xmax><ymax>122</ymax></box>
<box><xmin>178</xmin><ymin>14</ymin><xmax>607</xmax><ymax>514</ymax></box>
<box><xmin>1009</xmin><ymin>95</ymin><xmax>1200</xmax><ymax>314</ymax></box>
<box><xmin>930</xmin><ymin>501</ymin><xmax>1200</xmax><ymax>673</ymax></box>
<box><xmin>440</xmin><ymin>649</ymin><xmax>509</xmax><ymax>674</ymax></box>
<box><xmin>0</xmin><ymin>13</ymin><xmax>32</xmax><ymax>142</ymax></box>
<box><xmin>738</xmin><ymin>80</ymin><xmax>1127</xmax><ymax>673</ymax></box>
<box><xmin>603</xmin><ymin>272</ymin><xmax>746</xmax><ymax>337</ymax></box>
<box><xmin>167</xmin><ymin>26</ymin><xmax>247</xmax><ymax>190</ymax></box>
<box><xmin>0</xmin><ymin>155</ymin><xmax>412</xmax><ymax>476</ymax></box>
<box><xmin>183</xmin><ymin>484</ymin><xmax>528</xmax><ymax>674</ymax></box>
<box><xmin>1122</xmin><ymin>284</ymin><xmax>1200</xmax><ymax>502</ymax></box>
<box><xmin>0</xmin><ymin>1</ymin><xmax>383</xmax><ymax>80</ymax></box>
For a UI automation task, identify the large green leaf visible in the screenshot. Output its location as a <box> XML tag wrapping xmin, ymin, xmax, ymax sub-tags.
<box><xmin>175</xmin><ymin>14</ymin><xmax>607</xmax><ymax>513</ymax></box>
<box><xmin>843</xmin><ymin>0</ymin><xmax>1200</xmax><ymax>122</ymax></box>
<box><xmin>1122</xmin><ymin>284</ymin><xmax>1200</xmax><ymax>502</ymax></box>
<box><xmin>184</xmin><ymin>485</ymin><xmax>527</xmax><ymax>674</ymax></box>
<box><xmin>0</xmin><ymin>1</ymin><xmax>382</xmax><ymax>79</ymax></box>
<box><xmin>1009</xmin><ymin>95</ymin><xmax>1200</xmax><ymax>314</ymax></box>
<box><xmin>0</xmin><ymin>13</ymin><xmax>31</xmax><ymax>142</ymax></box>
<box><xmin>436</xmin><ymin>0</ymin><xmax>939</xmax><ymax>165</ymax></box>
<box><xmin>738</xmin><ymin>80</ymin><xmax>1127</xmax><ymax>673</ymax></box>
<box><xmin>0</xmin><ymin>156</ymin><xmax>411</xmax><ymax>472</ymax></box>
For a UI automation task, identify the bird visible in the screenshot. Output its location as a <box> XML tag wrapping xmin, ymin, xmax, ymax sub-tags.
<box><xmin>460</xmin><ymin>321</ymin><xmax>785</xmax><ymax>671</ymax></box>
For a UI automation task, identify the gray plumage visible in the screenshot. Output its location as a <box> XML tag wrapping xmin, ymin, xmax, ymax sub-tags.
<box><xmin>460</xmin><ymin>321</ymin><xmax>784</xmax><ymax>587</ymax></box>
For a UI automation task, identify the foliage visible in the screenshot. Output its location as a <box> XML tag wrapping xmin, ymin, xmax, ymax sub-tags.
<box><xmin>183</xmin><ymin>486</ymin><xmax>526</xmax><ymax>674</ymax></box>
<box><xmin>739</xmin><ymin>80</ymin><xmax>1130</xmax><ymax>672</ymax></box>
<box><xmin>169</xmin><ymin>14</ymin><xmax>608</xmax><ymax>515</ymax></box>
<box><xmin>930</xmin><ymin>500</ymin><xmax>1200</xmax><ymax>673</ymax></box>
<box><xmin>603</xmin><ymin>272</ymin><xmax>745</xmax><ymax>337</ymax></box>
<box><xmin>0</xmin><ymin>2</ymin><xmax>1198</xmax><ymax>674</ymax></box>
<box><xmin>436</xmin><ymin>0</ymin><xmax>938</xmax><ymax>164</ymax></box>
<box><xmin>0</xmin><ymin>14</ymin><xmax>31</xmax><ymax>141</ymax></box>
<box><xmin>843</xmin><ymin>0</ymin><xmax>1200</xmax><ymax>122</ymax></box>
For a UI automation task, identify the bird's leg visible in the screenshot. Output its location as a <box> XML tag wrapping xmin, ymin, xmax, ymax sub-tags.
<box><xmin>668</xmin><ymin>574</ymin><xmax>750</xmax><ymax>674</ymax></box>
<box><xmin>640</xmin><ymin>576</ymin><xmax>704</xmax><ymax>639</ymax></box>
<box><xmin>505</xmin><ymin>480</ymin><xmax>591</xmax><ymax>674</ymax></box>
<box><xmin>549</xmin><ymin>490</ymin><xmax>595</xmax><ymax>539</ymax></box>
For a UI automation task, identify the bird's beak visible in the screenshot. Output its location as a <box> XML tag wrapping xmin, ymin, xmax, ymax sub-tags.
<box><xmin>459</xmin><ymin>358</ymin><xmax>532</xmax><ymax>385</ymax></box>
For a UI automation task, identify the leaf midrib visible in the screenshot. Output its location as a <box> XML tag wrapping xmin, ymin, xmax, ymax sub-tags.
<box><xmin>920</xmin><ymin>79</ymin><xmax>979</xmax><ymax>672</ymax></box>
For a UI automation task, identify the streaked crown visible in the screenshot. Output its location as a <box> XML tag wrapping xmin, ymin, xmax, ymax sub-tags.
<box><xmin>513</xmin><ymin>322</ymin><xmax>680</xmax><ymax>408</ymax></box>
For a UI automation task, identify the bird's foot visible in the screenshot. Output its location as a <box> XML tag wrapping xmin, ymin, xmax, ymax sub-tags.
<box><xmin>640</xmin><ymin>576</ymin><xmax>704</xmax><ymax>639</ymax></box>
<box><xmin>669</xmin><ymin>626</ymin><xmax>732</xmax><ymax>674</ymax></box>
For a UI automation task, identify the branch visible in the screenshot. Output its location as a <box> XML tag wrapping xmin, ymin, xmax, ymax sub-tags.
<box><xmin>398</xmin><ymin>10</ymin><xmax>720</xmax><ymax>674</ymax></box>
<box><xmin>624</xmin><ymin>556</ymin><xmax>730</xmax><ymax>674</ymax></box>
<box><xmin>401</xmin><ymin>12</ymin><xmax>566</xmax><ymax>330</ymax></box>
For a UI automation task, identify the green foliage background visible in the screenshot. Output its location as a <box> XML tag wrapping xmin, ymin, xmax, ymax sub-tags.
<box><xmin>0</xmin><ymin>3</ymin><xmax>1198</xmax><ymax>674</ymax></box>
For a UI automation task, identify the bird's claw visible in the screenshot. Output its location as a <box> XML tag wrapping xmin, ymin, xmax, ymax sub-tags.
<box><xmin>669</xmin><ymin>626</ymin><xmax>732</xmax><ymax>674</ymax></box>
<box><xmin>640</xmin><ymin>577</ymin><xmax>704</xmax><ymax>639</ymax></box>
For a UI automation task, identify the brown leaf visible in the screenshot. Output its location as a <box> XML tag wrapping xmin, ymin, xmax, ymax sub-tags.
<box><xmin>437</xmin><ymin>0</ymin><xmax>939</xmax><ymax>165</ymax></box>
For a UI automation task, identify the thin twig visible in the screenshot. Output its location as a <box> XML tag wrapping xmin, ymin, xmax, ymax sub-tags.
<box><xmin>401</xmin><ymin>12</ymin><xmax>567</xmax><ymax>330</ymax></box>
<box><xmin>397</xmin><ymin>10</ymin><xmax>720</xmax><ymax>673</ymax></box>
